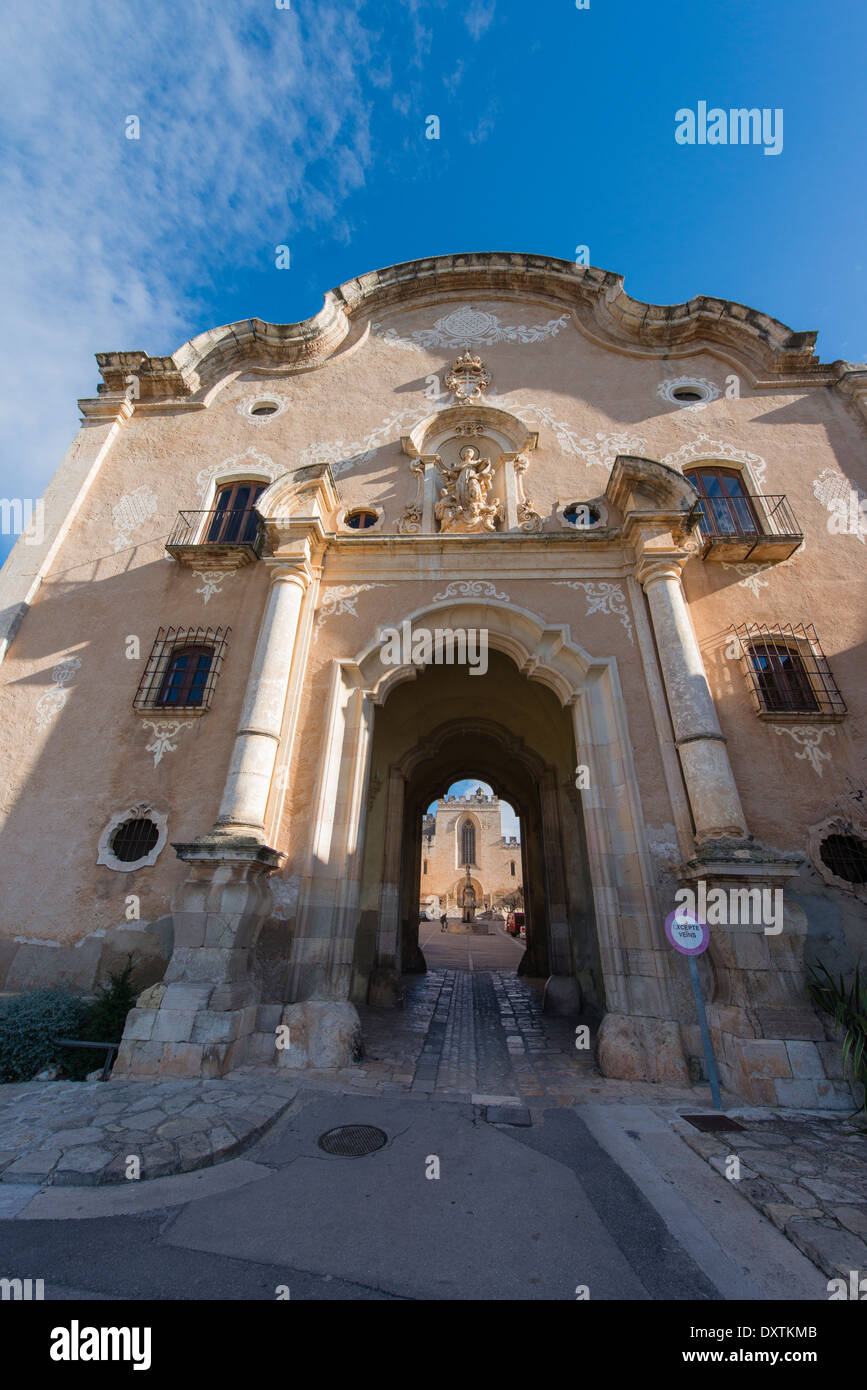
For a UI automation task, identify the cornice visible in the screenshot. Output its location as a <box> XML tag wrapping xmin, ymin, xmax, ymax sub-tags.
<box><xmin>86</xmin><ymin>252</ymin><xmax>863</xmax><ymax>409</ymax></box>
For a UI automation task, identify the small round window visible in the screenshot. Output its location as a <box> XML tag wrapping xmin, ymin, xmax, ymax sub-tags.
<box><xmin>249</xmin><ymin>402</ymin><xmax>279</xmax><ymax>417</ymax></box>
<box><xmin>672</xmin><ymin>388</ymin><xmax>704</xmax><ymax>402</ymax></box>
<box><xmin>345</xmin><ymin>509</ymin><xmax>378</xmax><ymax>531</ymax></box>
<box><xmin>564</xmin><ymin>503</ymin><xmax>601</xmax><ymax>528</ymax></box>
<box><xmin>111</xmin><ymin>818</ymin><xmax>160</xmax><ymax>864</ymax></box>
<box><xmin>819</xmin><ymin>834</ymin><xmax>867</xmax><ymax>885</ymax></box>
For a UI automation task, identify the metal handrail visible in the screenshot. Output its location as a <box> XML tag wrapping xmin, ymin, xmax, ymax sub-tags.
<box><xmin>167</xmin><ymin>508</ymin><xmax>263</xmax><ymax>548</ymax></box>
<box><xmin>695</xmin><ymin>493</ymin><xmax>802</xmax><ymax>539</ymax></box>
<box><xmin>51</xmin><ymin>1037</ymin><xmax>119</xmax><ymax>1081</ymax></box>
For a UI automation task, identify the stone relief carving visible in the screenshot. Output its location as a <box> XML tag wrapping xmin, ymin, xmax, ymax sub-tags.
<box><xmin>35</xmin><ymin>657</ymin><xmax>82</xmax><ymax>730</ymax></box>
<box><xmin>774</xmin><ymin>725</ymin><xmax>836</xmax><ymax>777</ymax></box>
<box><xmin>396</xmin><ymin>458</ymin><xmax>425</xmax><ymax>535</ymax></box>
<box><xmin>514</xmin><ymin>453</ymin><xmax>542</xmax><ymax>532</ymax></box>
<box><xmin>445</xmin><ymin>351</ymin><xmax>491</xmax><ymax>405</ymax></box>
<box><xmin>371</xmin><ymin>304</ymin><xmax>571</xmax><ymax>351</ymax></box>
<box><xmin>663</xmin><ymin>436</ymin><xmax>768</xmax><ymax>491</ymax></box>
<box><xmin>97</xmin><ymin>803</ymin><xmax>168</xmax><ymax>871</ymax></box>
<box><xmin>301</xmin><ymin>402</ymin><xmax>644</xmax><ymax>480</ymax></box>
<box><xmin>434</xmin><ymin>445</ymin><xmax>502</xmax><ymax>533</ymax></box>
<box><xmin>112</xmin><ymin>485</ymin><xmax>158</xmax><ymax>553</ymax></box>
<box><xmin>554</xmin><ymin>581</ymin><xmax>634</xmax><ymax>645</ymax></box>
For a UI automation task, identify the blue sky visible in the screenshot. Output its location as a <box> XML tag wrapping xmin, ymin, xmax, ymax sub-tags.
<box><xmin>1</xmin><ymin>0</ymin><xmax>865</xmax><ymax>567</ymax></box>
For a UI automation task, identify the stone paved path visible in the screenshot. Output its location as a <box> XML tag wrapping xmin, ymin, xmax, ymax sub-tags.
<box><xmin>676</xmin><ymin>1110</ymin><xmax>867</xmax><ymax>1280</ymax></box>
<box><xmin>0</xmin><ymin>1077</ymin><xmax>298</xmax><ymax>1187</ymax></box>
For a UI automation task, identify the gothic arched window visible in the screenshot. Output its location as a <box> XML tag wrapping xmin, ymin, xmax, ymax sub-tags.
<box><xmin>461</xmin><ymin>819</ymin><xmax>476</xmax><ymax>866</ymax></box>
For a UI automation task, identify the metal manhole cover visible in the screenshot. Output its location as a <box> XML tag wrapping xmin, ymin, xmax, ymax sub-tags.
<box><xmin>317</xmin><ymin>1125</ymin><xmax>388</xmax><ymax>1157</ymax></box>
<box><xmin>681</xmin><ymin>1114</ymin><xmax>746</xmax><ymax>1133</ymax></box>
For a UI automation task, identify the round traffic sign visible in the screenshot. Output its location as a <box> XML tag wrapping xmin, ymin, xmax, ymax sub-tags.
<box><xmin>665</xmin><ymin>909</ymin><xmax>709</xmax><ymax>956</ymax></box>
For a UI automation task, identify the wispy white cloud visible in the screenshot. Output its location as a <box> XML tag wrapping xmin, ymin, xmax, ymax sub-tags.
<box><xmin>464</xmin><ymin>0</ymin><xmax>496</xmax><ymax>41</ymax></box>
<box><xmin>0</xmin><ymin>0</ymin><xmax>379</xmax><ymax>548</ymax></box>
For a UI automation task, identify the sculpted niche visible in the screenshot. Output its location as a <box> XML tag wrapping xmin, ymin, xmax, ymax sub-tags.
<box><xmin>397</xmin><ymin>354</ymin><xmax>542</xmax><ymax>535</ymax></box>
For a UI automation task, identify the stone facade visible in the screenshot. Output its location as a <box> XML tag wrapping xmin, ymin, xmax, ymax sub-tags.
<box><xmin>0</xmin><ymin>252</ymin><xmax>864</xmax><ymax>1106</ymax></box>
<box><xmin>420</xmin><ymin>790</ymin><xmax>522</xmax><ymax>914</ymax></box>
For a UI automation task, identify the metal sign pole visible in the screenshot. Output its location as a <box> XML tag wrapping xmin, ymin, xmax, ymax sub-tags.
<box><xmin>687</xmin><ymin>954</ymin><xmax>723</xmax><ymax>1111</ymax></box>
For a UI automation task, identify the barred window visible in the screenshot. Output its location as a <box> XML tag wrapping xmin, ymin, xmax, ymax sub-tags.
<box><xmin>134</xmin><ymin>627</ymin><xmax>230</xmax><ymax>712</ymax></box>
<box><xmin>156</xmin><ymin>645</ymin><xmax>214</xmax><ymax>707</ymax></box>
<box><xmin>111</xmin><ymin>818</ymin><xmax>160</xmax><ymax>863</ymax></box>
<box><xmin>819</xmin><ymin>835</ymin><xmax>867</xmax><ymax>885</ymax></box>
<box><xmin>733</xmin><ymin>623</ymin><xmax>846</xmax><ymax>717</ymax></box>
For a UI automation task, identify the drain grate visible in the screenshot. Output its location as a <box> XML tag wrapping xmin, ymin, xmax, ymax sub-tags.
<box><xmin>317</xmin><ymin>1124</ymin><xmax>388</xmax><ymax>1157</ymax></box>
<box><xmin>681</xmin><ymin>1113</ymin><xmax>746</xmax><ymax>1133</ymax></box>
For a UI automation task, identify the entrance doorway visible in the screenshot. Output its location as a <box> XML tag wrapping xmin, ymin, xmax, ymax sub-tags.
<box><xmin>419</xmin><ymin>777</ymin><xmax>527</xmax><ymax>974</ymax></box>
<box><xmin>351</xmin><ymin>649</ymin><xmax>605</xmax><ymax>1020</ymax></box>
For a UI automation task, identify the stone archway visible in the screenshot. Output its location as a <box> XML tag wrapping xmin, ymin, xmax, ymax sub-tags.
<box><xmin>285</xmin><ymin>595</ymin><xmax>687</xmax><ymax>1082</ymax></box>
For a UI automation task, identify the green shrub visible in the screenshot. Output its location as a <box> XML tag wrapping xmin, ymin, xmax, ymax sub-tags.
<box><xmin>807</xmin><ymin>960</ymin><xmax>867</xmax><ymax>1117</ymax></box>
<box><xmin>62</xmin><ymin>961</ymin><xmax>138</xmax><ymax>1081</ymax></box>
<box><xmin>0</xmin><ymin>962</ymin><xmax>138</xmax><ymax>1083</ymax></box>
<box><xmin>0</xmin><ymin>988</ymin><xmax>88</xmax><ymax>1083</ymax></box>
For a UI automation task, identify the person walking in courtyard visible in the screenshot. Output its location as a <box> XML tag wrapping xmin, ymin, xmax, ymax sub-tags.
<box><xmin>440</xmin><ymin>911</ymin><xmax>448</xmax><ymax>932</ymax></box>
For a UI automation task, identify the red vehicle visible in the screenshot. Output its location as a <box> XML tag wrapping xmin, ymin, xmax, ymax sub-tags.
<box><xmin>506</xmin><ymin>911</ymin><xmax>525</xmax><ymax>937</ymax></box>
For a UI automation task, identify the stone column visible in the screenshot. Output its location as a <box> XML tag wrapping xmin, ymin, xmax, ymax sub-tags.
<box><xmin>636</xmin><ymin>557</ymin><xmax>747</xmax><ymax>842</ymax></box>
<box><xmin>213</xmin><ymin>556</ymin><xmax>312</xmax><ymax>841</ymax></box>
<box><xmin>539</xmin><ymin>769</ymin><xmax>580</xmax><ymax>1014</ymax></box>
<box><xmin>114</xmin><ymin>552</ymin><xmax>314</xmax><ymax>1080</ymax></box>
<box><xmin>369</xmin><ymin>768</ymin><xmax>406</xmax><ymax>1005</ymax></box>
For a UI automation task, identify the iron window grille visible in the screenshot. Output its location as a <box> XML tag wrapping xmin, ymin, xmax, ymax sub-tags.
<box><xmin>111</xmin><ymin>818</ymin><xmax>160</xmax><ymax>863</ymax></box>
<box><xmin>133</xmin><ymin>626</ymin><xmax>230</xmax><ymax>712</ymax></box>
<box><xmin>819</xmin><ymin>834</ymin><xmax>867</xmax><ymax>885</ymax></box>
<box><xmin>732</xmin><ymin>622</ymin><xmax>846</xmax><ymax>717</ymax></box>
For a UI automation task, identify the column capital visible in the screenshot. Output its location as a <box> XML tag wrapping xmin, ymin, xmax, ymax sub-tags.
<box><xmin>263</xmin><ymin>552</ymin><xmax>316</xmax><ymax>591</ymax></box>
<box><xmin>634</xmin><ymin>554</ymin><xmax>687</xmax><ymax>590</ymax></box>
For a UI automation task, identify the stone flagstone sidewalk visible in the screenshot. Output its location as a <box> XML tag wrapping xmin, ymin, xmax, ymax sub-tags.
<box><xmin>0</xmin><ymin>1077</ymin><xmax>299</xmax><ymax>1187</ymax></box>
<box><xmin>675</xmin><ymin>1109</ymin><xmax>867</xmax><ymax>1282</ymax></box>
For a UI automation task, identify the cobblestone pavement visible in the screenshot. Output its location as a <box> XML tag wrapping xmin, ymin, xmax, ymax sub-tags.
<box><xmin>291</xmin><ymin>923</ymin><xmax>708</xmax><ymax>1110</ymax></box>
<box><xmin>0</xmin><ymin>1077</ymin><xmax>298</xmax><ymax>1187</ymax></box>
<box><xmin>676</xmin><ymin>1110</ymin><xmax>867</xmax><ymax>1281</ymax></box>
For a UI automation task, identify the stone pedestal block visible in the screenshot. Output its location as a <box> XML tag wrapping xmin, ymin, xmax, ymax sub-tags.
<box><xmin>542</xmin><ymin>974</ymin><xmax>582</xmax><ymax>1016</ymax></box>
<box><xmin>597</xmin><ymin>1012</ymin><xmax>691</xmax><ymax>1085</ymax></box>
<box><xmin>112</xmin><ymin>841</ymin><xmax>281</xmax><ymax>1080</ymax></box>
<box><xmin>369</xmin><ymin>967</ymin><xmax>405</xmax><ymax>1007</ymax></box>
<box><xmin>275</xmin><ymin>1001</ymin><xmax>364</xmax><ymax>1070</ymax></box>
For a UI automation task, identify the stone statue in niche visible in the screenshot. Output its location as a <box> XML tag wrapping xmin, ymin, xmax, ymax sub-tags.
<box><xmin>434</xmin><ymin>445</ymin><xmax>502</xmax><ymax>534</ymax></box>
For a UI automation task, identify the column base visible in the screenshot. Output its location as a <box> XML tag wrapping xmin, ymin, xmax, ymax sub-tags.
<box><xmin>275</xmin><ymin>1001</ymin><xmax>364</xmax><ymax>1070</ymax></box>
<box><xmin>597</xmin><ymin>1012</ymin><xmax>691</xmax><ymax>1085</ymax></box>
<box><xmin>542</xmin><ymin>974</ymin><xmax>582</xmax><ymax>1016</ymax></box>
<box><xmin>369</xmin><ymin>967</ymin><xmax>405</xmax><ymax>1007</ymax></box>
<box><xmin>112</xmin><ymin>839</ymin><xmax>282</xmax><ymax>1079</ymax></box>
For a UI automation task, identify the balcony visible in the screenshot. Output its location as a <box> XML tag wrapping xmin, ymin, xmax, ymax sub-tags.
<box><xmin>694</xmin><ymin>494</ymin><xmax>803</xmax><ymax>562</ymax></box>
<box><xmin>165</xmin><ymin>509</ymin><xmax>264</xmax><ymax>569</ymax></box>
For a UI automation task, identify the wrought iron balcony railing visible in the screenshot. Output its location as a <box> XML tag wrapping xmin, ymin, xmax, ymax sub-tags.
<box><xmin>694</xmin><ymin>494</ymin><xmax>803</xmax><ymax>562</ymax></box>
<box><xmin>165</xmin><ymin>509</ymin><xmax>263</xmax><ymax>567</ymax></box>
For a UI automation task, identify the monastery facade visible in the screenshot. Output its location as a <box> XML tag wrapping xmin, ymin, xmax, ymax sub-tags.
<box><xmin>0</xmin><ymin>252</ymin><xmax>864</xmax><ymax>1106</ymax></box>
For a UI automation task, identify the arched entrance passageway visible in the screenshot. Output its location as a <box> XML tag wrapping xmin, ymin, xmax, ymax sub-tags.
<box><xmin>350</xmin><ymin>649</ymin><xmax>604</xmax><ymax>1019</ymax></box>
